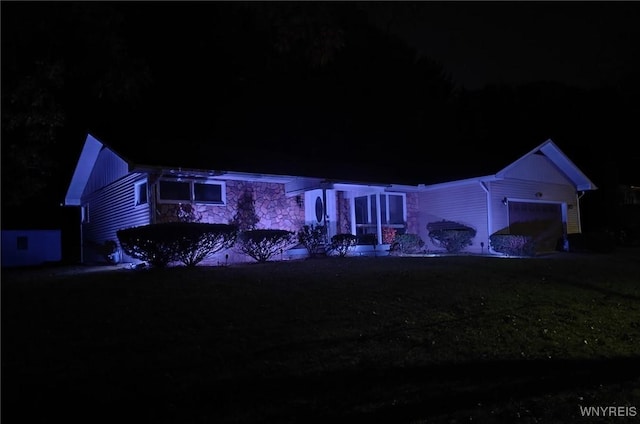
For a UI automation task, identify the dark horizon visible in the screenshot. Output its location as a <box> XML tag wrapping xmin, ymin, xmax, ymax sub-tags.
<box><xmin>2</xmin><ymin>1</ymin><xmax>639</xmax><ymax>233</ymax></box>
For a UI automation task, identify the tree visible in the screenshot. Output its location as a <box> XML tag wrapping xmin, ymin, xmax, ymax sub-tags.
<box><xmin>1</xmin><ymin>3</ymin><xmax>152</xmax><ymax>210</ymax></box>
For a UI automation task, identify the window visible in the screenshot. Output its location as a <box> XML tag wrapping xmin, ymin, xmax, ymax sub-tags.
<box><xmin>158</xmin><ymin>179</ymin><xmax>225</xmax><ymax>205</ymax></box>
<box><xmin>380</xmin><ymin>194</ymin><xmax>405</xmax><ymax>225</ymax></box>
<box><xmin>354</xmin><ymin>193</ymin><xmax>406</xmax><ymax>237</ymax></box>
<box><xmin>354</xmin><ymin>194</ymin><xmax>378</xmax><ymax>236</ymax></box>
<box><xmin>135</xmin><ymin>181</ymin><xmax>148</xmax><ymax>206</ymax></box>
<box><xmin>194</xmin><ymin>182</ymin><xmax>223</xmax><ymax>204</ymax></box>
<box><xmin>17</xmin><ymin>236</ymin><xmax>28</xmax><ymax>250</ymax></box>
<box><xmin>159</xmin><ymin>180</ymin><xmax>191</xmax><ymax>202</ymax></box>
<box><xmin>81</xmin><ymin>204</ymin><xmax>90</xmax><ymax>223</ymax></box>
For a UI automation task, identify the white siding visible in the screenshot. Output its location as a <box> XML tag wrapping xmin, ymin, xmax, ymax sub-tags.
<box><xmin>81</xmin><ymin>172</ymin><xmax>151</xmax><ymax>263</ymax></box>
<box><xmin>500</xmin><ymin>153</ymin><xmax>571</xmax><ymax>185</ymax></box>
<box><xmin>417</xmin><ymin>182</ymin><xmax>488</xmax><ymax>253</ymax></box>
<box><xmin>489</xmin><ymin>152</ymin><xmax>581</xmax><ymax>236</ymax></box>
<box><xmin>82</xmin><ymin>147</ymin><xmax>130</xmax><ymax>197</ymax></box>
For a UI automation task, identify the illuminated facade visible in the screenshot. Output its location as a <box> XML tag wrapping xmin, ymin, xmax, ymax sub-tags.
<box><xmin>65</xmin><ymin>136</ymin><xmax>597</xmax><ymax>264</ymax></box>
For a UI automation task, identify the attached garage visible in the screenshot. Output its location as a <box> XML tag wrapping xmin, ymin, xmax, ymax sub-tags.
<box><xmin>508</xmin><ymin>201</ymin><xmax>563</xmax><ymax>253</ymax></box>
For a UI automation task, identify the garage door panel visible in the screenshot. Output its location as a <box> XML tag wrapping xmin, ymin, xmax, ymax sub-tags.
<box><xmin>509</xmin><ymin>202</ymin><xmax>562</xmax><ymax>253</ymax></box>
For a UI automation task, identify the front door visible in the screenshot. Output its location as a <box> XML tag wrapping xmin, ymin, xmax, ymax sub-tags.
<box><xmin>305</xmin><ymin>189</ymin><xmax>336</xmax><ymax>240</ymax></box>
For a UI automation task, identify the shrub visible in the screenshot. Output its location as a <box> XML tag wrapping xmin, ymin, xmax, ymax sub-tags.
<box><xmin>356</xmin><ymin>233</ymin><xmax>377</xmax><ymax>246</ymax></box>
<box><xmin>489</xmin><ymin>234</ymin><xmax>536</xmax><ymax>256</ymax></box>
<box><xmin>236</xmin><ymin>229</ymin><xmax>296</xmax><ymax>263</ymax></box>
<box><xmin>117</xmin><ymin>222</ymin><xmax>238</xmax><ymax>268</ymax></box>
<box><xmin>297</xmin><ymin>224</ymin><xmax>326</xmax><ymax>257</ymax></box>
<box><xmin>382</xmin><ymin>226</ymin><xmax>397</xmax><ymax>244</ymax></box>
<box><xmin>329</xmin><ymin>233</ymin><xmax>357</xmax><ymax>257</ymax></box>
<box><xmin>427</xmin><ymin>220</ymin><xmax>476</xmax><ymax>253</ymax></box>
<box><xmin>117</xmin><ymin>224</ymin><xmax>181</xmax><ymax>268</ymax></box>
<box><xmin>392</xmin><ymin>233</ymin><xmax>425</xmax><ymax>254</ymax></box>
<box><xmin>173</xmin><ymin>223</ymin><xmax>238</xmax><ymax>267</ymax></box>
<box><xmin>89</xmin><ymin>239</ymin><xmax>120</xmax><ymax>264</ymax></box>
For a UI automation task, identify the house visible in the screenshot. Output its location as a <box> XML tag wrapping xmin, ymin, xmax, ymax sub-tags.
<box><xmin>64</xmin><ymin>135</ymin><xmax>597</xmax><ymax>264</ymax></box>
<box><xmin>1</xmin><ymin>229</ymin><xmax>62</xmax><ymax>267</ymax></box>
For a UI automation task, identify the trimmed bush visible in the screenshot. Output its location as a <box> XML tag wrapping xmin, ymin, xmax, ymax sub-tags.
<box><xmin>427</xmin><ymin>220</ymin><xmax>476</xmax><ymax>253</ymax></box>
<box><xmin>329</xmin><ymin>233</ymin><xmax>357</xmax><ymax>257</ymax></box>
<box><xmin>392</xmin><ymin>233</ymin><xmax>425</xmax><ymax>254</ymax></box>
<box><xmin>489</xmin><ymin>234</ymin><xmax>536</xmax><ymax>256</ymax></box>
<box><xmin>117</xmin><ymin>224</ymin><xmax>181</xmax><ymax>268</ymax></box>
<box><xmin>117</xmin><ymin>222</ymin><xmax>238</xmax><ymax>268</ymax></box>
<box><xmin>297</xmin><ymin>224</ymin><xmax>326</xmax><ymax>257</ymax></box>
<box><xmin>173</xmin><ymin>223</ymin><xmax>238</xmax><ymax>267</ymax></box>
<box><xmin>236</xmin><ymin>229</ymin><xmax>296</xmax><ymax>263</ymax></box>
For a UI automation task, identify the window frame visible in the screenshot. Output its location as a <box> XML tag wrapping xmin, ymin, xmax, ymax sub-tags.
<box><xmin>134</xmin><ymin>180</ymin><xmax>149</xmax><ymax>207</ymax></box>
<box><xmin>157</xmin><ymin>178</ymin><xmax>226</xmax><ymax>205</ymax></box>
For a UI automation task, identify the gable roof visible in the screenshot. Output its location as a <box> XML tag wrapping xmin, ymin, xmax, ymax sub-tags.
<box><xmin>66</xmin><ymin>132</ymin><xmax>597</xmax><ymax>206</ymax></box>
<box><xmin>496</xmin><ymin>138</ymin><xmax>597</xmax><ymax>191</ymax></box>
<box><xmin>64</xmin><ymin>134</ymin><xmax>103</xmax><ymax>206</ymax></box>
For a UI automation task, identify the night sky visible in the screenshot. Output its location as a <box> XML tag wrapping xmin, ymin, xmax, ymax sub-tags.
<box><xmin>2</xmin><ymin>1</ymin><xmax>639</xmax><ymax>235</ymax></box>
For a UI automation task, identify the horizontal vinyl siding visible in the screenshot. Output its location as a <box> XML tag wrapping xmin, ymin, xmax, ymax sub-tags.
<box><xmin>82</xmin><ymin>172</ymin><xmax>150</xmax><ymax>263</ymax></box>
<box><xmin>82</xmin><ymin>148</ymin><xmax>130</xmax><ymax>197</ymax></box>
<box><xmin>489</xmin><ymin>179</ymin><xmax>580</xmax><ymax>235</ymax></box>
<box><xmin>502</xmin><ymin>154</ymin><xmax>571</xmax><ymax>185</ymax></box>
<box><xmin>417</xmin><ymin>182</ymin><xmax>488</xmax><ymax>253</ymax></box>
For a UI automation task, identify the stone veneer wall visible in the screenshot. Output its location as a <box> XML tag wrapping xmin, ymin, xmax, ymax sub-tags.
<box><xmin>156</xmin><ymin>180</ymin><xmax>305</xmax><ymax>232</ymax></box>
<box><xmin>405</xmin><ymin>192</ymin><xmax>420</xmax><ymax>235</ymax></box>
<box><xmin>336</xmin><ymin>191</ymin><xmax>352</xmax><ymax>234</ymax></box>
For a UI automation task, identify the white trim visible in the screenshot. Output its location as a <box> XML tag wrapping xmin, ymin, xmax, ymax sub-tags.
<box><xmin>134</xmin><ymin>179</ymin><xmax>148</xmax><ymax>207</ymax></box>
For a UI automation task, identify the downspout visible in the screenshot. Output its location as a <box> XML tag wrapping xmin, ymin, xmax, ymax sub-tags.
<box><xmin>79</xmin><ymin>213</ymin><xmax>84</xmax><ymax>264</ymax></box>
<box><xmin>576</xmin><ymin>190</ymin><xmax>585</xmax><ymax>233</ymax></box>
<box><xmin>322</xmin><ymin>188</ymin><xmax>328</xmax><ymax>243</ymax></box>
<box><xmin>480</xmin><ymin>181</ymin><xmax>491</xmax><ymax>253</ymax></box>
<box><xmin>376</xmin><ymin>193</ymin><xmax>383</xmax><ymax>248</ymax></box>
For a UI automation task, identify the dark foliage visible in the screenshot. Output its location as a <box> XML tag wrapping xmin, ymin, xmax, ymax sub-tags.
<box><xmin>236</xmin><ymin>229</ymin><xmax>296</xmax><ymax>263</ymax></box>
<box><xmin>489</xmin><ymin>234</ymin><xmax>536</xmax><ymax>257</ymax></box>
<box><xmin>173</xmin><ymin>223</ymin><xmax>238</xmax><ymax>267</ymax></box>
<box><xmin>356</xmin><ymin>233</ymin><xmax>378</xmax><ymax>246</ymax></box>
<box><xmin>297</xmin><ymin>224</ymin><xmax>326</xmax><ymax>257</ymax></box>
<box><xmin>427</xmin><ymin>220</ymin><xmax>477</xmax><ymax>253</ymax></box>
<box><xmin>391</xmin><ymin>233</ymin><xmax>426</xmax><ymax>254</ymax></box>
<box><xmin>117</xmin><ymin>222</ymin><xmax>238</xmax><ymax>268</ymax></box>
<box><xmin>329</xmin><ymin>233</ymin><xmax>357</xmax><ymax>257</ymax></box>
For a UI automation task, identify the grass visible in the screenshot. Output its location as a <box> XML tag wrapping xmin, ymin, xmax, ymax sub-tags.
<box><xmin>2</xmin><ymin>249</ymin><xmax>640</xmax><ymax>423</ymax></box>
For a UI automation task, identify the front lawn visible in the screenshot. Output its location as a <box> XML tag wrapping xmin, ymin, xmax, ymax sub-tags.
<box><xmin>2</xmin><ymin>249</ymin><xmax>639</xmax><ymax>423</ymax></box>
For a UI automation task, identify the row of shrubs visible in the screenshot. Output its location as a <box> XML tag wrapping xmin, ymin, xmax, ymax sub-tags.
<box><xmin>116</xmin><ymin>223</ymin><xmax>303</xmax><ymax>267</ymax></box>
<box><xmin>112</xmin><ymin>220</ymin><xmax>614</xmax><ymax>267</ymax></box>
<box><xmin>114</xmin><ymin>223</ymin><xmax>436</xmax><ymax>268</ymax></box>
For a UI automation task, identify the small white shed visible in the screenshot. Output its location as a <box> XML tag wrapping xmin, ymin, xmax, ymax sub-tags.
<box><xmin>1</xmin><ymin>229</ymin><xmax>62</xmax><ymax>267</ymax></box>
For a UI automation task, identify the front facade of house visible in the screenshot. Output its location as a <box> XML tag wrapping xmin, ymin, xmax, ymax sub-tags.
<box><xmin>65</xmin><ymin>135</ymin><xmax>596</xmax><ymax>264</ymax></box>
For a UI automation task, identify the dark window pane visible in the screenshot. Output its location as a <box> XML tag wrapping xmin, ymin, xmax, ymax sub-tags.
<box><xmin>194</xmin><ymin>183</ymin><xmax>222</xmax><ymax>203</ymax></box>
<box><xmin>17</xmin><ymin>236</ymin><xmax>28</xmax><ymax>250</ymax></box>
<box><xmin>380</xmin><ymin>194</ymin><xmax>388</xmax><ymax>224</ymax></box>
<box><xmin>160</xmin><ymin>181</ymin><xmax>191</xmax><ymax>201</ymax></box>
<box><xmin>137</xmin><ymin>183</ymin><xmax>148</xmax><ymax>205</ymax></box>
<box><xmin>355</xmin><ymin>196</ymin><xmax>368</xmax><ymax>225</ymax></box>
<box><xmin>315</xmin><ymin>196</ymin><xmax>323</xmax><ymax>223</ymax></box>
<box><xmin>389</xmin><ymin>195</ymin><xmax>404</xmax><ymax>224</ymax></box>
